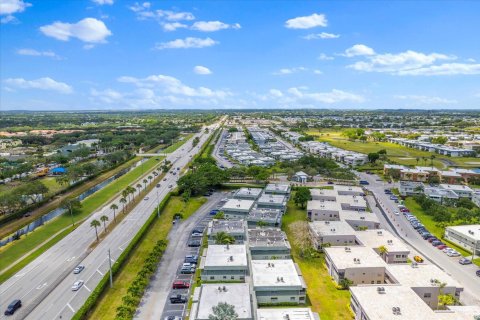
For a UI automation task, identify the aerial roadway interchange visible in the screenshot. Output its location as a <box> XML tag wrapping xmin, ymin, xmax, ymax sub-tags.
<box><xmin>0</xmin><ymin>122</ymin><xmax>219</xmax><ymax>320</ymax></box>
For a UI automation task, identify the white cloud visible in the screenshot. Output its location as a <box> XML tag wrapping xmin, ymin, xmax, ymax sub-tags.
<box><xmin>129</xmin><ymin>3</ymin><xmax>195</xmax><ymax>22</ymax></box>
<box><xmin>17</xmin><ymin>48</ymin><xmax>60</xmax><ymax>59</ymax></box>
<box><xmin>90</xmin><ymin>88</ymin><xmax>122</xmax><ymax>103</ymax></box>
<box><xmin>191</xmin><ymin>21</ymin><xmax>241</xmax><ymax>32</ymax></box>
<box><xmin>318</xmin><ymin>53</ymin><xmax>334</xmax><ymax>61</ymax></box>
<box><xmin>155</xmin><ymin>37</ymin><xmax>217</xmax><ymax>49</ymax></box>
<box><xmin>273</xmin><ymin>67</ymin><xmax>307</xmax><ymax>75</ymax></box>
<box><xmin>394</xmin><ymin>95</ymin><xmax>457</xmax><ymax>105</ymax></box>
<box><xmin>117</xmin><ymin>74</ymin><xmax>230</xmax><ymax>98</ymax></box>
<box><xmin>287</xmin><ymin>87</ymin><xmax>365</xmax><ymax>104</ymax></box>
<box><xmin>91</xmin><ymin>0</ymin><xmax>113</xmax><ymax>5</ymax></box>
<box><xmin>285</xmin><ymin>13</ymin><xmax>327</xmax><ymax>29</ymax></box>
<box><xmin>303</xmin><ymin>32</ymin><xmax>339</xmax><ymax>40</ymax></box>
<box><xmin>313</xmin><ymin>70</ymin><xmax>323</xmax><ymax>74</ymax></box>
<box><xmin>0</xmin><ymin>0</ymin><xmax>31</xmax><ymax>23</ymax></box>
<box><xmin>344</xmin><ymin>44</ymin><xmax>375</xmax><ymax>57</ymax></box>
<box><xmin>396</xmin><ymin>63</ymin><xmax>480</xmax><ymax>76</ymax></box>
<box><xmin>40</xmin><ymin>18</ymin><xmax>112</xmax><ymax>43</ymax></box>
<box><xmin>193</xmin><ymin>66</ymin><xmax>212</xmax><ymax>75</ymax></box>
<box><xmin>162</xmin><ymin>22</ymin><xmax>187</xmax><ymax>31</ymax></box>
<box><xmin>269</xmin><ymin>89</ymin><xmax>283</xmax><ymax>98</ymax></box>
<box><xmin>158</xmin><ymin>9</ymin><xmax>195</xmax><ymax>21</ymax></box>
<box><xmin>4</xmin><ymin>77</ymin><xmax>73</xmax><ymax>94</ymax></box>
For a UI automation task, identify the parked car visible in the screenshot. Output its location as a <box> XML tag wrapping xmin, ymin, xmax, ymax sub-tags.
<box><xmin>73</xmin><ymin>265</ymin><xmax>85</xmax><ymax>274</ymax></box>
<box><xmin>170</xmin><ymin>294</ymin><xmax>187</xmax><ymax>304</ymax></box>
<box><xmin>432</xmin><ymin>240</ymin><xmax>444</xmax><ymax>247</ymax></box>
<box><xmin>390</xmin><ymin>195</ymin><xmax>398</xmax><ymax>200</ymax></box>
<box><xmin>436</xmin><ymin>244</ymin><xmax>448</xmax><ymax>250</ymax></box>
<box><xmin>164</xmin><ymin>316</ymin><xmax>182</xmax><ymax>320</ymax></box>
<box><xmin>414</xmin><ymin>255</ymin><xmax>424</xmax><ymax>263</ymax></box>
<box><xmin>172</xmin><ymin>280</ymin><xmax>190</xmax><ymax>289</ymax></box>
<box><xmin>476</xmin><ymin>270</ymin><xmax>480</xmax><ymax>277</ymax></box>
<box><xmin>447</xmin><ymin>251</ymin><xmax>461</xmax><ymax>257</ymax></box>
<box><xmin>359</xmin><ymin>180</ymin><xmax>369</xmax><ymax>185</ymax></box>
<box><xmin>427</xmin><ymin>237</ymin><xmax>438</xmax><ymax>243</ymax></box>
<box><xmin>184</xmin><ymin>255</ymin><xmax>198</xmax><ymax>264</ymax></box>
<box><xmin>209</xmin><ymin>209</ymin><xmax>219</xmax><ymax>215</ymax></box>
<box><xmin>180</xmin><ymin>265</ymin><xmax>195</xmax><ymax>274</ymax></box>
<box><xmin>71</xmin><ymin>280</ymin><xmax>84</xmax><ymax>291</ymax></box>
<box><xmin>422</xmin><ymin>234</ymin><xmax>434</xmax><ymax>240</ymax></box>
<box><xmin>144</xmin><ymin>197</ymin><xmax>149</xmax><ymax>201</ymax></box>
<box><xmin>459</xmin><ymin>258</ymin><xmax>473</xmax><ymax>265</ymax></box>
<box><xmin>163</xmin><ymin>178</ymin><xmax>167</xmax><ymax>181</ymax></box>
<box><xmin>393</xmin><ymin>211</ymin><xmax>400</xmax><ymax>216</ymax></box>
<box><xmin>4</xmin><ymin>300</ymin><xmax>21</xmax><ymax>315</ymax></box>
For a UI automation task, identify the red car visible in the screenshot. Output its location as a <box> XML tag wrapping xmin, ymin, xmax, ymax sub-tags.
<box><xmin>172</xmin><ymin>281</ymin><xmax>190</xmax><ymax>289</ymax></box>
<box><xmin>436</xmin><ymin>244</ymin><xmax>447</xmax><ymax>250</ymax></box>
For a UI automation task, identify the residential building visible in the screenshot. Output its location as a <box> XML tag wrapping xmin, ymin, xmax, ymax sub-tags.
<box><xmin>207</xmin><ymin>219</ymin><xmax>247</xmax><ymax>244</ymax></box>
<box><xmin>256</xmin><ymin>193</ymin><xmax>287</xmax><ymax>212</ymax></box>
<box><xmin>334</xmin><ymin>185</ymin><xmax>364</xmax><ymax>196</ymax></box>
<box><xmin>399</xmin><ymin>181</ymin><xmax>424</xmax><ymax>196</ymax></box>
<box><xmin>264</xmin><ymin>183</ymin><xmax>291</xmax><ymax>196</ymax></box>
<box><xmin>256</xmin><ymin>308</ymin><xmax>317</xmax><ymax>320</ymax></box>
<box><xmin>444</xmin><ymin>225</ymin><xmax>480</xmax><ymax>256</ymax></box>
<box><xmin>233</xmin><ymin>187</ymin><xmax>263</xmax><ymax>200</ymax></box>
<box><xmin>200</xmin><ymin>244</ymin><xmax>248</xmax><ymax>282</ymax></box>
<box><xmin>310</xmin><ymin>188</ymin><xmax>338</xmax><ymax>201</ymax></box>
<box><xmin>340</xmin><ymin>210</ymin><xmax>381</xmax><ymax>230</ymax></box>
<box><xmin>309</xmin><ymin>221</ymin><xmax>357</xmax><ymax>249</ymax></box>
<box><xmin>439</xmin><ymin>184</ymin><xmax>474</xmax><ymax>199</ymax></box>
<box><xmin>246</xmin><ymin>206</ymin><xmax>282</xmax><ymax>227</ymax></box>
<box><xmin>337</xmin><ymin>195</ymin><xmax>368</xmax><ymax>211</ymax></box>
<box><xmin>424</xmin><ymin>187</ymin><xmax>459</xmax><ymax>203</ymax></box>
<box><xmin>355</xmin><ymin>229</ymin><xmax>409</xmax><ymax>263</ymax></box>
<box><xmin>307</xmin><ymin>200</ymin><xmax>341</xmax><ymax>221</ymax></box>
<box><xmin>220</xmin><ymin>199</ymin><xmax>255</xmax><ymax>219</ymax></box>
<box><xmin>251</xmin><ymin>259</ymin><xmax>307</xmax><ymax>305</ymax></box>
<box><xmin>292</xmin><ymin>171</ymin><xmax>309</xmax><ymax>183</ymax></box>
<box><xmin>247</xmin><ymin>228</ymin><xmax>291</xmax><ymax>260</ymax></box>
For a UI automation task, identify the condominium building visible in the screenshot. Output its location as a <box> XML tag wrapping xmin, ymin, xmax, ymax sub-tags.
<box><xmin>247</xmin><ymin>228</ymin><xmax>291</xmax><ymax>260</ymax></box>
<box><xmin>309</xmin><ymin>221</ymin><xmax>357</xmax><ymax>249</ymax></box>
<box><xmin>207</xmin><ymin>219</ymin><xmax>247</xmax><ymax>244</ymax></box>
<box><xmin>200</xmin><ymin>244</ymin><xmax>248</xmax><ymax>282</ymax></box>
<box><xmin>444</xmin><ymin>225</ymin><xmax>480</xmax><ymax>256</ymax></box>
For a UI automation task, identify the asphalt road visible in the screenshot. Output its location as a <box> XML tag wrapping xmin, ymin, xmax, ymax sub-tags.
<box><xmin>135</xmin><ymin>192</ymin><xmax>225</xmax><ymax>320</ymax></box>
<box><xmin>357</xmin><ymin>171</ymin><xmax>480</xmax><ymax>305</ymax></box>
<box><xmin>0</xmin><ymin>123</ymin><xmax>219</xmax><ymax>320</ymax></box>
<box><xmin>211</xmin><ymin>129</ymin><xmax>233</xmax><ymax>169</ymax></box>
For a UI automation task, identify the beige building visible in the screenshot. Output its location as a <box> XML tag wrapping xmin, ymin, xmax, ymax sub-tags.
<box><xmin>307</xmin><ymin>200</ymin><xmax>341</xmax><ymax>221</ymax></box>
<box><xmin>340</xmin><ymin>210</ymin><xmax>381</xmax><ymax>230</ymax></box>
<box><xmin>309</xmin><ymin>221</ymin><xmax>357</xmax><ymax>249</ymax></box>
<box><xmin>355</xmin><ymin>229</ymin><xmax>410</xmax><ymax>264</ymax></box>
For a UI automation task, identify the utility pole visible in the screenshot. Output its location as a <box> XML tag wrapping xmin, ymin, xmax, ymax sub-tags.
<box><xmin>108</xmin><ymin>249</ymin><xmax>113</xmax><ymax>288</ymax></box>
<box><xmin>156</xmin><ymin>184</ymin><xmax>161</xmax><ymax>218</ymax></box>
<box><xmin>69</xmin><ymin>206</ymin><xmax>75</xmax><ymax>226</ymax></box>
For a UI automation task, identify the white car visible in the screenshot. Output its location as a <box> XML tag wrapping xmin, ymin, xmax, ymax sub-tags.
<box><xmin>393</xmin><ymin>211</ymin><xmax>400</xmax><ymax>216</ymax></box>
<box><xmin>447</xmin><ymin>251</ymin><xmax>461</xmax><ymax>257</ymax></box>
<box><xmin>72</xmin><ymin>280</ymin><xmax>84</xmax><ymax>291</ymax></box>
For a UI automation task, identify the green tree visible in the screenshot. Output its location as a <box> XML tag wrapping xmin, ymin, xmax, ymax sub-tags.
<box><xmin>367</xmin><ymin>152</ymin><xmax>380</xmax><ymax>164</ymax></box>
<box><xmin>100</xmin><ymin>215</ymin><xmax>109</xmax><ymax>233</ymax></box>
<box><xmin>214</xmin><ymin>231</ymin><xmax>235</xmax><ymax>245</ymax></box>
<box><xmin>110</xmin><ymin>203</ymin><xmax>118</xmax><ymax>223</ymax></box>
<box><xmin>213</xmin><ymin>211</ymin><xmax>225</xmax><ymax>219</ymax></box>
<box><xmin>294</xmin><ymin>187</ymin><xmax>311</xmax><ymax>209</ymax></box>
<box><xmin>339</xmin><ymin>278</ymin><xmax>353</xmax><ymax>290</ymax></box>
<box><xmin>120</xmin><ymin>197</ymin><xmax>127</xmax><ymax>213</ymax></box>
<box><xmin>60</xmin><ymin>196</ymin><xmax>82</xmax><ymax>226</ymax></box>
<box><xmin>208</xmin><ymin>302</ymin><xmax>238</xmax><ymax>320</ymax></box>
<box><xmin>90</xmin><ymin>219</ymin><xmax>101</xmax><ymax>241</ymax></box>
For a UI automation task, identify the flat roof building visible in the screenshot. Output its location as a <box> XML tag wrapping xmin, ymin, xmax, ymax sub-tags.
<box><xmin>340</xmin><ymin>210</ymin><xmax>381</xmax><ymax>230</ymax></box>
<box><xmin>207</xmin><ymin>219</ymin><xmax>247</xmax><ymax>244</ymax></box>
<box><xmin>247</xmin><ymin>228</ymin><xmax>291</xmax><ymax>260</ymax></box>
<box><xmin>444</xmin><ymin>224</ymin><xmax>480</xmax><ymax>256</ymax></box>
<box><xmin>191</xmin><ymin>283</ymin><xmax>253</xmax><ymax>320</ymax></box>
<box><xmin>355</xmin><ymin>229</ymin><xmax>410</xmax><ymax>263</ymax></box>
<box><xmin>246</xmin><ymin>206</ymin><xmax>282</xmax><ymax>227</ymax></box>
<box><xmin>256</xmin><ymin>308</ymin><xmax>317</xmax><ymax>320</ymax></box>
<box><xmin>309</xmin><ymin>221</ymin><xmax>357</xmax><ymax>249</ymax></box>
<box><xmin>233</xmin><ymin>187</ymin><xmax>263</xmax><ymax>200</ymax></box>
<box><xmin>251</xmin><ymin>259</ymin><xmax>307</xmax><ymax>305</ymax></box>
<box><xmin>310</xmin><ymin>188</ymin><xmax>338</xmax><ymax>201</ymax></box>
<box><xmin>264</xmin><ymin>183</ymin><xmax>291</xmax><ymax>195</ymax></box>
<box><xmin>200</xmin><ymin>244</ymin><xmax>248</xmax><ymax>282</ymax></box>
<box><xmin>337</xmin><ymin>195</ymin><xmax>368</xmax><ymax>211</ymax></box>
<box><xmin>221</xmin><ymin>199</ymin><xmax>255</xmax><ymax>219</ymax></box>
<box><xmin>256</xmin><ymin>193</ymin><xmax>287</xmax><ymax>212</ymax></box>
<box><xmin>334</xmin><ymin>185</ymin><xmax>364</xmax><ymax>196</ymax></box>
<box><xmin>307</xmin><ymin>200</ymin><xmax>342</xmax><ymax>221</ymax></box>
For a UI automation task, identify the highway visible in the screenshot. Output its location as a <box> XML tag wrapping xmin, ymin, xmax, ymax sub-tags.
<box><xmin>357</xmin><ymin>171</ymin><xmax>480</xmax><ymax>305</ymax></box>
<box><xmin>0</xmin><ymin>123</ymin><xmax>219</xmax><ymax>320</ymax></box>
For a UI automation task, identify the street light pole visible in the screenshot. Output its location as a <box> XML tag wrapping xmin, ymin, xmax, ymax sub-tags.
<box><xmin>108</xmin><ymin>249</ymin><xmax>113</xmax><ymax>288</ymax></box>
<box><xmin>156</xmin><ymin>184</ymin><xmax>160</xmax><ymax>218</ymax></box>
<box><xmin>69</xmin><ymin>207</ymin><xmax>75</xmax><ymax>226</ymax></box>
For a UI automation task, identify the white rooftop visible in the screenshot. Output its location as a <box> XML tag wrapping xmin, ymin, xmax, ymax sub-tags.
<box><xmin>440</xmin><ymin>184</ymin><xmax>473</xmax><ymax>192</ymax></box>
<box><xmin>337</xmin><ymin>195</ymin><xmax>368</xmax><ymax>207</ymax></box>
<box><xmin>193</xmin><ymin>283</ymin><xmax>252</xmax><ymax>320</ymax></box>
<box><xmin>307</xmin><ymin>200</ymin><xmax>342</xmax><ymax>211</ymax></box>
<box><xmin>355</xmin><ymin>229</ymin><xmax>409</xmax><ymax>253</ymax></box>
<box><xmin>333</xmin><ymin>185</ymin><xmax>364</xmax><ymax>194</ymax></box>
<box><xmin>386</xmin><ymin>264</ymin><xmax>461</xmax><ymax>289</ymax></box>
<box><xmin>265</xmin><ymin>183</ymin><xmax>291</xmax><ymax>193</ymax></box>
<box><xmin>309</xmin><ymin>221</ymin><xmax>356</xmax><ymax>236</ymax></box>
<box><xmin>446</xmin><ymin>225</ymin><xmax>480</xmax><ymax>241</ymax></box>
<box><xmin>257</xmin><ymin>308</ymin><xmax>316</xmax><ymax>320</ymax></box>
<box><xmin>310</xmin><ymin>188</ymin><xmax>338</xmax><ymax>198</ymax></box>
<box><xmin>251</xmin><ymin>260</ymin><xmax>304</xmax><ymax>288</ymax></box>
<box><xmin>340</xmin><ymin>210</ymin><xmax>380</xmax><ymax>223</ymax></box>
<box><xmin>234</xmin><ymin>187</ymin><xmax>263</xmax><ymax>198</ymax></box>
<box><xmin>221</xmin><ymin>199</ymin><xmax>255</xmax><ymax>212</ymax></box>
<box><xmin>257</xmin><ymin>193</ymin><xmax>287</xmax><ymax>205</ymax></box>
<box><xmin>203</xmin><ymin>244</ymin><xmax>248</xmax><ymax>269</ymax></box>
<box><xmin>325</xmin><ymin>246</ymin><xmax>387</xmax><ymax>269</ymax></box>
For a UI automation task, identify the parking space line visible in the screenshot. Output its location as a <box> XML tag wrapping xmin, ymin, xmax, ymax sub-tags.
<box><xmin>67</xmin><ymin>303</ymin><xmax>75</xmax><ymax>313</ymax></box>
<box><xmin>84</xmin><ymin>285</ymin><xmax>91</xmax><ymax>292</ymax></box>
<box><xmin>97</xmin><ymin>269</ymin><xmax>104</xmax><ymax>276</ymax></box>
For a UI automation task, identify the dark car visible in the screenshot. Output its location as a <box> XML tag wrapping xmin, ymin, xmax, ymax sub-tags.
<box><xmin>188</xmin><ymin>240</ymin><xmax>201</xmax><ymax>247</ymax></box>
<box><xmin>170</xmin><ymin>294</ymin><xmax>187</xmax><ymax>304</ymax></box>
<box><xmin>432</xmin><ymin>240</ymin><xmax>444</xmax><ymax>247</ymax></box>
<box><xmin>423</xmin><ymin>234</ymin><xmax>435</xmax><ymax>240</ymax></box>
<box><xmin>4</xmin><ymin>300</ymin><xmax>21</xmax><ymax>315</ymax></box>
<box><xmin>427</xmin><ymin>237</ymin><xmax>438</xmax><ymax>243</ymax></box>
<box><xmin>476</xmin><ymin>270</ymin><xmax>480</xmax><ymax>277</ymax></box>
<box><xmin>185</xmin><ymin>255</ymin><xmax>198</xmax><ymax>264</ymax></box>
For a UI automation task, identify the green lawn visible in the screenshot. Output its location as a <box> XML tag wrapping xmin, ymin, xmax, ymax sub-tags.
<box><xmin>162</xmin><ymin>133</ymin><xmax>194</xmax><ymax>153</ymax></box>
<box><xmin>305</xmin><ymin>130</ymin><xmax>479</xmax><ymax>169</ymax></box>
<box><xmin>42</xmin><ymin>177</ymin><xmax>64</xmax><ymax>195</ymax></box>
<box><xmin>87</xmin><ymin>196</ymin><xmax>206</xmax><ymax>320</ymax></box>
<box><xmin>403</xmin><ymin>198</ymin><xmax>471</xmax><ymax>257</ymax></box>
<box><xmin>0</xmin><ymin>156</ymin><xmax>163</xmax><ymax>276</ymax></box>
<box><xmin>283</xmin><ymin>197</ymin><xmax>353</xmax><ymax>320</ymax></box>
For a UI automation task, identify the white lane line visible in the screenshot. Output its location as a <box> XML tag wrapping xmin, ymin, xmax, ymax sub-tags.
<box><xmin>36</xmin><ymin>282</ymin><xmax>47</xmax><ymax>290</ymax></box>
<box><xmin>84</xmin><ymin>285</ymin><xmax>91</xmax><ymax>292</ymax></box>
<box><xmin>67</xmin><ymin>303</ymin><xmax>75</xmax><ymax>312</ymax></box>
<box><xmin>97</xmin><ymin>269</ymin><xmax>104</xmax><ymax>276</ymax></box>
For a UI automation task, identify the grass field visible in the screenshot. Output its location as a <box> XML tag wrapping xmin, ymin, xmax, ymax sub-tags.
<box><xmin>87</xmin><ymin>196</ymin><xmax>206</xmax><ymax>320</ymax></box>
<box><xmin>162</xmin><ymin>133</ymin><xmax>194</xmax><ymax>153</ymax></box>
<box><xmin>0</xmin><ymin>156</ymin><xmax>164</xmax><ymax>276</ymax></box>
<box><xmin>283</xmin><ymin>197</ymin><xmax>353</xmax><ymax>320</ymax></box>
<box><xmin>305</xmin><ymin>130</ymin><xmax>479</xmax><ymax>169</ymax></box>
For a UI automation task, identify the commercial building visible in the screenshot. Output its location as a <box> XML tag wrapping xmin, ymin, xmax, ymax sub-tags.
<box><xmin>251</xmin><ymin>259</ymin><xmax>307</xmax><ymax>305</ymax></box>
<box><xmin>324</xmin><ymin>246</ymin><xmax>387</xmax><ymax>285</ymax></box>
<box><xmin>444</xmin><ymin>225</ymin><xmax>480</xmax><ymax>256</ymax></box>
<box><xmin>207</xmin><ymin>219</ymin><xmax>247</xmax><ymax>244</ymax></box>
<box><xmin>247</xmin><ymin>228</ymin><xmax>291</xmax><ymax>260</ymax></box>
<box><xmin>256</xmin><ymin>308</ymin><xmax>318</xmax><ymax>320</ymax></box>
<box><xmin>309</xmin><ymin>221</ymin><xmax>357</xmax><ymax>249</ymax></box>
<box><xmin>190</xmin><ymin>283</ymin><xmax>253</xmax><ymax>320</ymax></box>
<box><xmin>200</xmin><ymin>244</ymin><xmax>248</xmax><ymax>282</ymax></box>
<box><xmin>220</xmin><ymin>199</ymin><xmax>255</xmax><ymax>219</ymax></box>
<box><xmin>355</xmin><ymin>229</ymin><xmax>409</xmax><ymax>264</ymax></box>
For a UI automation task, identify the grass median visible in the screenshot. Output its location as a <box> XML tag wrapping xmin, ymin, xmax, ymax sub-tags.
<box><xmin>0</xmin><ymin>156</ymin><xmax>163</xmax><ymax>279</ymax></box>
<box><xmin>283</xmin><ymin>197</ymin><xmax>352</xmax><ymax>320</ymax></box>
<box><xmin>86</xmin><ymin>195</ymin><xmax>206</xmax><ymax>320</ymax></box>
<box><xmin>162</xmin><ymin>133</ymin><xmax>194</xmax><ymax>153</ymax></box>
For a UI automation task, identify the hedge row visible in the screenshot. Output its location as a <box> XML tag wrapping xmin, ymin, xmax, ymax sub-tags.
<box><xmin>72</xmin><ymin>192</ymin><xmax>172</xmax><ymax>320</ymax></box>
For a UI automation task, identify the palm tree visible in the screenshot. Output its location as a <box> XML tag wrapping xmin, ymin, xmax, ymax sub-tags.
<box><xmin>214</xmin><ymin>231</ymin><xmax>235</xmax><ymax>245</ymax></box>
<box><xmin>127</xmin><ymin>186</ymin><xmax>135</xmax><ymax>200</ymax></box>
<box><xmin>136</xmin><ymin>184</ymin><xmax>142</xmax><ymax>196</ymax></box>
<box><xmin>148</xmin><ymin>175</ymin><xmax>153</xmax><ymax>184</ymax></box>
<box><xmin>120</xmin><ymin>197</ymin><xmax>127</xmax><ymax>213</ymax></box>
<box><xmin>90</xmin><ymin>219</ymin><xmax>101</xmax><ymax>241</ymax></box>
<box><xmin>110</xmin><ymin>203</ymin><xmax>118</xmax><ymax>222</ymax></box>
<box><xmin>143</xmin><ymin>179</ymin><xmax>148</xmax><ymax>189</ymax></box>
<box><xmin>60</xmin><ymin>196</ymin><xmax>82</xmax><ymax>226</ymax></box>
<box><xmin>378</xmin><ymin>245</ymin><xmax>388</xmax><ymax>259</ymax></box>
<box><xmin>423</xmin><ymin>156</ymin><xmax>428</xmax><ymax>166</ymax></box>
<box><xmin>415</xmin><ymin>157</ymin><xmax>420</xmax><ymax>166</ymax></box>
<box><xmin>122</xmin><ymin>189</ymin><xmax>130</xmax><ymax>203</ymax></box>
<box><xmin>208</xmin><ymin>302</ymin><xmax>238</xmax><ymax>320</ymax></box>
<box><xmin>100</xmin><ymin>215</ymin><xmax>109</xmax><ymax>233</ymax></box>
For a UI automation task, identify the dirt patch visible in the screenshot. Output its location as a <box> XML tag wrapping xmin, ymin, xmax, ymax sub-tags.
<box><xmin>464</xmin><ymin>162</ymin><xmax>480</xmax><ymax>165</ymax></box>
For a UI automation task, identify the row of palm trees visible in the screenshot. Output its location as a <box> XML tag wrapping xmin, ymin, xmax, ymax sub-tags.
<box><xmin>91</xmin><ymin>167</ymin><xmax>162</xmax><ymax>242</ymax></box>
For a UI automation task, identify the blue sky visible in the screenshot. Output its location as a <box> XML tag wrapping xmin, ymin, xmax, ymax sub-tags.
<box><xmin>1</xmin><ymin>0</ymin><xmax>480</xmax><ymax>110</ymax></box>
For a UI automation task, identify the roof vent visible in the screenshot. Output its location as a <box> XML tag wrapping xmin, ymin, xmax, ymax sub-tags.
<box><xmin>377</xmin><ymin>287</ymin><xmax>385</xmax><ymax>294</ymax></box>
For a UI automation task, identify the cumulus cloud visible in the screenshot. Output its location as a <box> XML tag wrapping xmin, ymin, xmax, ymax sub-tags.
<box><xmin>129</xmin><ymin>3</ymin><xmax>195</xmax><ymax>21</ymax></box>
<box><xmin>162</xmin><ymin>22</ymin><xmax>187</xmax><ymax>31</ymax></box>
<box><xmin>286</xmin><ymin>87</ymin><xmax>365</xmax><ymax>104</ymax></box>
<box><xmin>90</xmin><ymin>88</ymin><xmax>122</xmax><ymax>103</ymax></box>
<box><xmin>40</xmin><ymin>18</ymin><xmax>112</xmax><ymax>43</ymax></box>
<box><xmin>4</xmin><ymin>77</ymin><xmax>73</xmax><ymax>94</ymax></box>
<box><xmin>394</xmin><ymin>95</ymin><xmax>457</xmax><ymax>105</ymax></box>
<box><xmin>191</xmin><ymin>21</ymin><xmax>241</xmax><ymax>32</ymax></box>
<box><xmin>0</xmin><ymin>0</ymin><xmax>31</xmax><ymax>23</ymax></box>
<box><xmin>91</xmin><ymin>0</ymin><xmax>113</xmax><ymax>5</ymax></box>
<box><xmin>285</xmin><ymin>13</ymin><xmax>327</xmax><ymax>29</ymax></box>
<box><xmin>17</xmin><ymin>48</ymin><xmax>60</xmax><ymax>59</ymax></box>
<box><xmin>344</xmin><ymin>44</ymin><xmax>375</xmax><ymax>57</ymax></box>
<box><xmin>273</xmin><ymin>67</ymin><xmax>307</xmax><ymax>75</ymax></box>
<box><xmin>318</xmin><ymin>53</ymin><xmax>334</xmax><ymax>61</ymax></box>
<box><xmin>396</xmin><ymin>63</ymin><xmax>480</xmax><ymax>76</ymax></box>
<box><xmin>193</xmin><ymin>66</ymin><xmax>212</xmax><ymax>75</ymax></box>
<box><xmin>155</xmin><ymin>37</ymin><xmax>217</xmax><ymax>49</ymax></box>
<box><xmin>303</xmin><ymin>32</ymin><xmax>339</xmax><ymax>40</ymax></box>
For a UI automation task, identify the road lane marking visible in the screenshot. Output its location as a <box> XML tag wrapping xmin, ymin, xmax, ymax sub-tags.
<box><xmin>97</xmin><ymin>269</ymin><xmax>104</xmax><ymax>276</ymax></box>
<box><xmin>66</xmin><ymin>256</ymin><xmax>76</xmax><ymax>262</ymax></box>
<box><xmin>67</xmin><ymin>303</ymin><xmax>75</xmax><ymax>312</ymax></box>
<box><xmin>84</xmin><ymin>285</ymin><xmax>91</xmax><ymax>292</ymax></box>
<box><xmin>36</xmin><ymin>282</ymin><xmax>47</xmax><ymax>290</ymax></box>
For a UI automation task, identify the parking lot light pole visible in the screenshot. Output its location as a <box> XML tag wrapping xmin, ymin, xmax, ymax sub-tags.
<box><xmin>108</xmin><ymin>249</ymin><xmax>113</xmax><ymax>288</ymax></box>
